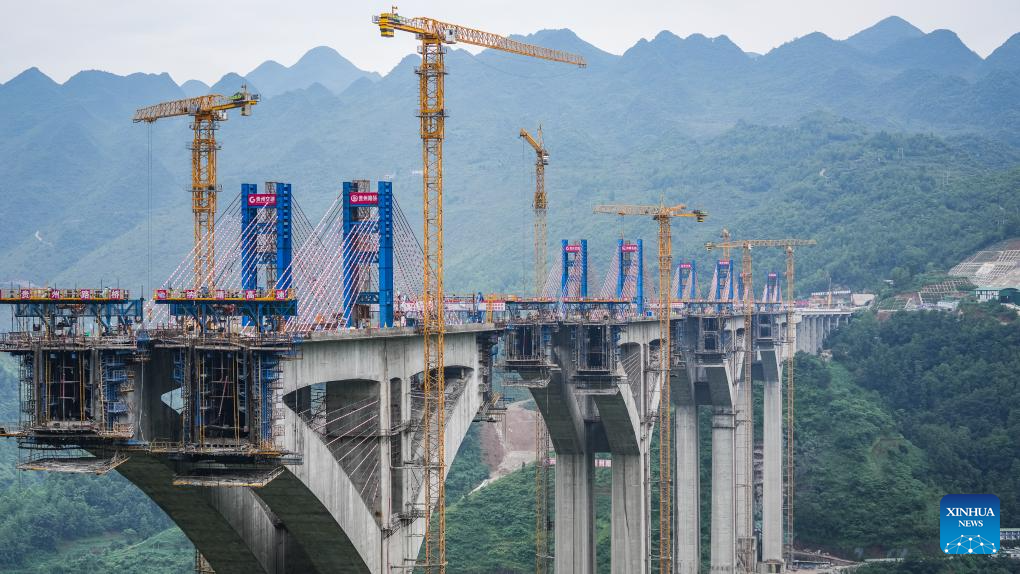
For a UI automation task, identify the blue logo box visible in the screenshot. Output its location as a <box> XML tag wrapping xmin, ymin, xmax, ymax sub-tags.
<box><xmin>941</xmin><ymin>494</ymin><xmax>1000</xmax><ymax>554</ymax></box>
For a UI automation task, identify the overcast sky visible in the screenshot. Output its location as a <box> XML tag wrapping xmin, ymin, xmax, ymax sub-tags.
<box><xmin>3</xmin><ymin>0</ymin><xmax>1018</xmax><ymax>85</ymax></box>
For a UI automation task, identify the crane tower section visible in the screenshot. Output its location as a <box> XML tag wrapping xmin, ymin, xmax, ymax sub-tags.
<box><xmin>133</xmin><ymin>87</ymin><xmax>259</xmax><ymax>289</ymax></box>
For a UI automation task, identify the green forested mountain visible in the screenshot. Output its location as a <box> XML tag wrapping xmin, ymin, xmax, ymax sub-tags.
<box><xmin>1</xmin><ymin>18</ymin><xmax>1020</xmax><ymax>294</ymax></box>
<box><xmin>0</xmin><ymin>358</ymin><xmax>184</xmax><ymax>572</ymax></box>
<box><xmin>826</xmin><ymin>307</ymin><xmax>1020</xmax><ymax>523</ymax></box>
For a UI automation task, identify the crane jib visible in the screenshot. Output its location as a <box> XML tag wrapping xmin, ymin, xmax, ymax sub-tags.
<box><xmin>375</xmin><ymin>12</ymin><xmax>586</xmax><ymax>67</ymax></box>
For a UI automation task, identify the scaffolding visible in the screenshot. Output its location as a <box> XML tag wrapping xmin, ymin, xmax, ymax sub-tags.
<box><xmin>98</xmin><ymin>352</ymin><xmax>135</xmax><ymax>438</ymax></box>
<box><xmin>173</xmin><ymin>465</ymin><xmax>285</xmax><ymax>488</ymax></box>
<box><xmin>195</xmin><ymin>551</ymin><xmax>215</xmax><ymax>574</ymax></box>
<box><xmin>16</xmin><ymin>447</ymin><xmax>128</xmax><ymax>475</ymax></box>
<box><xmin>158</xmin><ymin>341</ymin><xmax>292</xmax><ymax>456</ymax></box>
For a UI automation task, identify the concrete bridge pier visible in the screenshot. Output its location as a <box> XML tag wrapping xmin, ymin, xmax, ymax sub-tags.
<box><xmin>817</xmin><ymin>316</ymin><xmax>825</xmax><ymax>350</ymax></box>
<box><xmin>795</xmin><ymin>310</ymin><xmax>853</xmax><ymax>354</ymax></box>
<box><xmin>514</xmin><ymin>320</ymin><xmax>660</xmax><ymax>574</ymax></box>
<box><xmin>525</xmin><ymin>367</ymin><xmax>596</xmax><ymax>574</ymax></box>
<box><xmin>663</xmin><ymin>314</ymin><xmax>743</xmax><ymax>574</ymax></box>
<box><xmin>673</xmin><ymin>359</ymin><xmax>701</xmax><ymax>574</ymax></box>
<box><xmin>609</xmin><ymin>452</ymin><xmax>647</xmax><ymax>574</ymax></box>
<box><xmin>555</xmin><ymin>451</ymin><xmax>597</xmax><ymax>573</ymax></box>
<box><xmin>759</xmin><ymin>339</ymin><xmax>784</xmax><ymax>570</ymax></box>
<box><xmin>711</xmin><ymin>406</ymin><xmax>736</xmax><ymax>574</ymax></box>
<box><xmin>590</xmin><ymin>378</ymin><xmax>647</xmax><ymax>574</ymax></box>
<box><xmin>700</xmin><ymin>319</ymin><xmax>738</xmax><ymax>574</ymax></box>
<box><xmin>733</xmin><ymin>345</ymin><xmax>756</xmax><ymax>574</ymax></box>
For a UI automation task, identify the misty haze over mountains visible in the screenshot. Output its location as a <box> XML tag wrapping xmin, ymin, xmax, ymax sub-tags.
<box><xmin>1</xmin><ymin>15</ymin><xmax>1019</xmax><ymax>293</ymax></box>
<box><xmin>6</xmin><ymin>16</ymin><xmax>1018</xmax><ymax>119</ymax></box>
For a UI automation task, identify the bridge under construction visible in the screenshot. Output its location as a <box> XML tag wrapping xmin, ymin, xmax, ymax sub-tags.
<box><xmin>0</xmin><ymin>8</ymin><xmax>855</xmax><ymax>574</ymax></box>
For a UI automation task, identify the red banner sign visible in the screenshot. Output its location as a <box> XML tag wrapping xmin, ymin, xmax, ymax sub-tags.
<box><xmin>275</xmin><ymin>289</ymin><xmax>287</xmax><ymax>300</ymax></box>
<box><xmin>245</xmin><ymin>290</ymin><xmax>257</xmax><ymax>300</ymax></box>
<box><xmin>215</xmin><ymin>289</ymin><xmax>226</xmax><ymax>300</ymax></box>
<box><xmin>247</xmin><ymin>194</ymin><xmax>277</xmax><ymax>207</ymax></box>
<box><xmin>50</xmin><ymin>289</ymin><xmax>60</xmax><ymax>300</ymax></box>
<box><xmin>110</xmin><ymin>289</ymin><xmax>123</xmax><ymax>299</ymax></box>
<box><xmin>679</xmin><ymin>263</ymin><xmax>692</xmax><ymax>269</ymax></box>
<box><xmin>565</xmin><ymin>244</ymin><xmax>581</xmax><ymax>253</ymax></box>
<box><xmin>185</xmin><ymin>289</ymin><xmax>197</xmax><ymax>299</ymax></box>
<box><xmin>350</xmin><ymin>192</ymin><xmax>378</xmax><ymax>206</ymax></box>
<box><xmin>19</xmin><ymin>289</ymin><xmax>30</xmax><ymax>299</ymax></box>
<box><xmin>79</xmin><ymin>289</ymin><xmax>92</xmax><ymax>300</ymax></box>
<box><xmin>155</xmin><ymin>289</ymin><xmax>168</xmax><ymax>300</ymax></box>
<box><xmin>621</xmin><ymin>243</ymin><xmax>638</xmax><ymax>252</ymax></box>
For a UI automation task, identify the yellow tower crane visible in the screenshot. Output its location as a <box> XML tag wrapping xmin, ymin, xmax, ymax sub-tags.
<box><xmin>520</xmin><ymin>126</ymin><xmax>549</xmax><ymax>296</ymax></box>
<box><xmin>782</xmin><ymin>242</ymin><xmax>813</xmax><ymax>568</ymax></box>
<box><xmin>133</xmin><ymin>86</ymin><xmax>259</xmax><ymax>289</ymax></box>
<box><xmin>373</xmin><ymin>10</ymin><xmax>584</xmax><ymax>573</ymax></box>
<box><xmin>521</xmin><ymin>125</ymin><xmax>552</xmax><ymax>573</ymax></box>
<box><xmin>704</xmin><ymin>238</ymin><xmax>816</xmax><ymax>574</ymax></box>
<box><xmin>594</xmin><ymin>202</ymin><xmax>706</xmax><ymax>574</ymax></box>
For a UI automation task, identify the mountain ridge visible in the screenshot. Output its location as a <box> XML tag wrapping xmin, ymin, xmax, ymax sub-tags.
<box><xmin>4</xmin><ymin>16</ymin><xmax>1019</xmax><ymax>95</ymax></box>
<box><xmin>0</xmin><ymin>16</ymin><xmax>1019</xmax><ymax>292</ymax></box>
<box><xmin>845</xmin><ymin>15</ymin><xmax>924</xmax><ymax>53</ymax></box>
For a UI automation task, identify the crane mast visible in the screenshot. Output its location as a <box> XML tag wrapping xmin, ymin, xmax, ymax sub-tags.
<box><xmin>520</xmin><ymin>127</ymin><xmax>549</xmax><ymax>296</ymax></box>
<box><xmin>134</xmin><ymin>88</ymin><xmax>259</xmax><ymax>288</ymax></box>
<box><xmin>594</xmin><ymin>202</ymin><xmax>706</xmax><ymax>574</ymax></box>
<box><xmin>784</xmin><ymin>245</ymin><xmax>805</xmax><ymax>569</ymax></box>
<box><xmin>374</xmin><ymin>10</ymin><xmax>584</xmax><ymax>573</ymax></box>
<box><xmin>520</xmin><ymin>125</ymin><xmax>551</xmax><ymax>572</ymax></box>
<box><xmin>705</xmin><ymin>238</ymin><xmax>816</xmax><ymax>573</ymax></box>
<box><xmin>740</xmin><ymin>244</ymin><xmax>754</xmax><ymax>574</ymax></box>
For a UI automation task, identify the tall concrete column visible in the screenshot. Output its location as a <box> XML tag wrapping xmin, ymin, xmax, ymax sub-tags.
<box><xmin>762</xmin><ymin>360</ymin><xmax>784</xmax><ymax>566</ymax></box>
<box><xmin>807</xmin><ymin>317</ymin><xmax>817</xmax><ymax>353</ymax></box>
<box><xmin>733</xmin><ymin>360</ymin><xmax>753</xmax><ymax>573</ymax></box>
<box><xmin>711</xmin><ymin>407</ymin><xmax>736</xmax><ymax>574</ymax></box>
<box><xmin>802</xmin><ymin>317</ymin><xmax>812</xmax><ymax>354</ymax></box>
<box><xmin>611</xmin><ymin>453</ymin><xmax>647</xmax><ymax>574</ymax></box>
<box><xmin>641</xmin><ymin>347</ymin><xmax>653</xmax><ymax>574</ymax></box>
<box><xmin>675</xmin><ymin>402</ymin><xmax>701</xmax><ymax>574</ymax></box>
<box><xmin>813</xmin><ymin>317</ymin><xmax>822</xmax><ymax>353</ymax></box>
<box><xmin>796</xmin><ymin>318</ymin><xmax>807</xmax><ymax>354</ymax></box>
<box><xmin>556</xmin><ymin>451</ymin><xmax>596</xmax><ymax>574</ymax></box>
<box><xmin>378</xmin><ymin>376</ymin><xmax>392</xmax><ymax>570</ymax></box>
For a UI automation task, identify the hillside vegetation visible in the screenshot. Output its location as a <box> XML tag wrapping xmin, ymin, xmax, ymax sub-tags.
<box><xmin>442</xmin><ymin>305</ymin><xmax>1020</xmax><ymax>571</ymax></box>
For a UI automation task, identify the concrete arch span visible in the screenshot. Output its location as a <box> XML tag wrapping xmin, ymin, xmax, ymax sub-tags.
<box><xmin>71</xmin><ymin>327</ymin><xmax>496</xmax><ymax>574</ymax></box>
<box><xmin>266</xmin><ymin>331</ymin><xmax>488</xmax><ymax>573</ymax></box>
<box><xmin>102</xmin><ymin>451</ymin><xmax>316</xmax><ymax>574</ymax></box>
